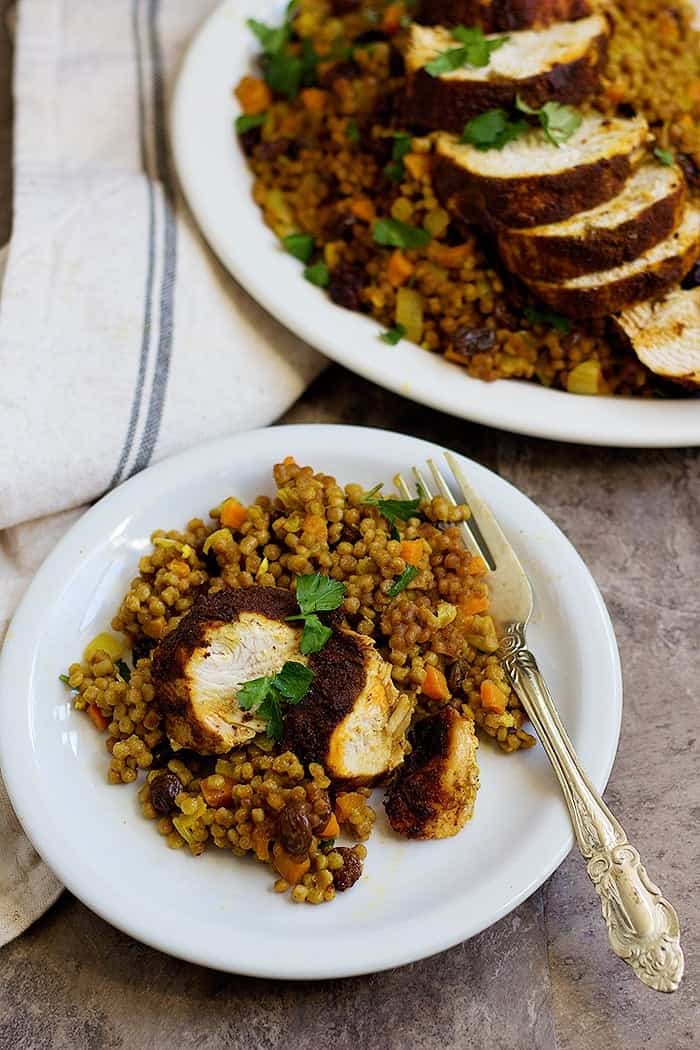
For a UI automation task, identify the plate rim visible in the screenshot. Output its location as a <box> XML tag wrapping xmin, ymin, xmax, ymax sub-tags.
<box><xmin>169</xmin><ymin>0</ymin><xmax>700</xmax><ymax>449</ymax></box>
<box><xmin>0</xmin><ymin>423</ymin><xmax>622</xmax><ymax>978</ymax></box>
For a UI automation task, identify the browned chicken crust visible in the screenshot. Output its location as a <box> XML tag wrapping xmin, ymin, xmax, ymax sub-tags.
<box><xmin>384</xmin><ymin>707</ymin><xmax>480</xmax><ymax>840</ymax></box>
<box><xmin>416</xmin><ymin>0</ymin><xmax>590</xmax><ymax>31</ymax></box>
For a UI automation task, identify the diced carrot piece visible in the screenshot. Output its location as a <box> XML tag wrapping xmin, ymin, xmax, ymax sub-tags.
<box><xmin>300</xmin><ymin>87</ymin><xmax>327</xmax><ymax>112</ymax></box>
<box><xmin>318</xmin><ymin>813</ymin><xmax>340</xmax><ymax>839</ymax></box>
<box><xmin>349</xmin><ymin>197</ymin><xmax>375</xmax><ymax>222</ymax></box>
<box><xmin>303</xmin><ymin>513</ymin><xmax>328</xmax><ymax>543</ymax></box>
<box><xmin>422</xmin><ymin>664</ymin><xmax>450</xmax><ymax>702</ymax></box>
<box><xmin>252</xmin><ymin>825</ymin><xmax>272</xmax><ymax>862</ymax></box>
<box><xmin>200</xmin><ymin>775</ymin><xmax>235</xmax><ymax>808</ymax></box>
<box><xmin>404</xmin><ymin>153</ymin><xmax>431</xmax><ymax>180</ymax></box>
<box><xmin>381</xmin><ymin>2</ymin><xmax>405</xmax><ymax>33</ymax></box>
<box><xmin>87</xmin><ymin>704</ymin><xmax>109</xmax><ymax>732</ymax></box>
<box><xmin>400</xmin><ymin>539</ymin><xmax>424</xmax><ymax>566</ymax></box>
<box><xmin>387</xmin><ymin>250</ymin><xmax>415</xmax><ymax>287</ymax></box>
<box><xmin>461</xmin><ymin>594</ymin><xmax>489</xmax><ymax>615</ymax></box>
<box><xmin>219</xmin><ymin>497</ymin><xmax>247</xmax><ymax>530</ymax></box>
<box><xmin>272</xmin><ymin>842</ymin><xmax>311</xmax><ymax>884</ymax></box>
<box><xmin>334</xmin><ymin>792</ymin><xmax>366</xmax><ymax>824</ymax></box>
<box><xmin>428</xmin><ymin>242</ymin><xmax>471</xmax><ymax>269</ymax></box>
<box><xmin>480</xmin><ymin>680</ymin><xmax>507</xmax><ymax>713</ymax></box>
<box><xmin>234</xmin><ymin>75</ymin><xmax>272</xmax><ymax>115</ymax></box>
<box><xmin>282</xmin><ymin>455</ymin><xmax>296</xmax><ymax>465</ymax></box>
<box><xmin>466</xmin><ymin>555</ymin><xmax>488</xmax><ymax>576</ymax></box>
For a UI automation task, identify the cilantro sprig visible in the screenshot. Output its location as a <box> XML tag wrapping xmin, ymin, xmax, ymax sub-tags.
<box><xmin>373</xmin><ymin>218</ymin><xmax>431</xmax><ymax>250</ymax></box>
<box><xmin>361</xmin><ymin>485</ymin><xmax>422</xmax><ymax>539</ymax></box>
<box><xmin>247</xmin><ymin>3</ymin><xmax>317</xmax><ymax>100</ymax></box>
<box><xmin>515</xmin><ymin>96</ymin><xmax>582</xmax><ymax>147</ymax></box>
<box><xmin>238</xmin><ymin>660</ymin><xmax>313</xmax><ymax>741</ymax></box>
<box><xmin>283</xmin><ymin>232</ymin><xmax>315</xmax><ymax>263</ymax></box>
<box><xmin>425</xmin><ymin>26</ymin><xmax>509</xmax><ymax>77</ymax></box>
<box><xmin>654</xmin><ymin>147</ymin><xmax>674</xmax><ymax>166</ymax></box>
<box><xmin>385</xmin><ymin>132</ymin><xmax>413</xmax><ymax>183</ymax></box>
<box><xmin>524</xmin><ymin>305</ymin><xmax>570</xmax><ymax>334</ymax></box>
<box><xmin>388</xmin><ymin>566</ymin><xmax>419</xmax><ymax>597</ymax></box>
<box><xmin>235</xmin><ymin>113</ymin><xmax>267</xmax><ymax>135</ymax></box>
<box><xmin>380</xmin><ymin>323</ymin><xmax>406</xmax><ymax>345</ymax></box>
<box><xmin>286</xmin><ymin>572</ymin><xmax>347</xmax><ymax>654</ymax></box>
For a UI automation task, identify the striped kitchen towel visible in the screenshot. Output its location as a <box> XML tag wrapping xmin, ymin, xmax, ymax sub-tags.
<box><xmin>0</xmin><ymin>0</ymin><xmax>323</xmax><ymax>946</ymax></box>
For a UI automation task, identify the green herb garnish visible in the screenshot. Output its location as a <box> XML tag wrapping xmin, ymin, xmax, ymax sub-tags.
<box><xmin>524</xmin><ymin>305</ymin><xmax>570</xmax><ymax>334</ymax></box>
<box><xmin>347</xmin><ymin>118</ymin><xmax>361</xmax><ymax>143</ymax></box>
<box><xmin>59</xmin><ymin>674</ymin><xmax>71</xmax><ymax>686</ymax></box>
<box><xmin>319</xmin><ymin>838</ymin><xmax>336</xmax><ymax>852</ymax></box>
<box><xmin>385</xmin><ymin>132</ymin><xmax>413</xmax><ymax>182</ymax></box>
<box><xmin>237</xmin><ymin>659</ymin><xmax>313</xmax><ymax>741</ymax></box>
<box><xmin>380</xmin><ymin>324</ymin><xmax>406</xmax><ymax>345</ymax></box>
<box><xmin>460</xmin><ymin>109</ymin><xmax>529</xmax><ymax>150</ymax></box>
<box><xmin>373</xmin><ymin>218</ymin><xmax>431</xmax><ymax>250</ymax></box>
<box><xmin>283</xmin><ymin>232</ymin><xmax>315</xmax><ymax>263</ymax></box>
<box><xmin>516</xmin><ymin>96</ymin><xmax>582</xmax><ymax>147</ymax></box>
<box><xmin>304</xmin><ymin>261</ymin><xmax>330</xmax><ymax>287</ymax></box>
<box><xmin>116</xmin><ymin>659</ymin><xmax>132</xmax><ymax>683</ymax></box>
<box><xmin>425</xmin><ymin>26</ymin><xmax>508</xmax><ymax>76</ymax></box>
<box><xmin>286</xmin><ymin>572</ymin><xmax>347</xmax><ymax>654</ymax></box>
<box><xmin>388</xmin><ymin>566</ymin><xmax>419</xmax><ymax>597</ymax></box>
<box><xmin>235</xmin><ymin>113</ymin><xmax>267</xmax><ymax>135</ymax></box>
<box><xmin>248</xmin><ymin>4</ymin><xmax>316</xmax><ymax>100</ymax></box>
<box><xmin>361</xmin><ymin>488</ymin><xmax>422</xmax><ymax>538</ymax></box>
<box><xmin>654</xmin><ymin>147</ymin><xmax>674</xmax><ymax>166</ymax></box>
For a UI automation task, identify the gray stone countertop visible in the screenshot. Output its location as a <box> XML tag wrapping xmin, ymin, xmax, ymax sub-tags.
<box><xmin>0</xmin><ymin>7</ymin><xmax>697</xmax><ymax>1048</ymax></box>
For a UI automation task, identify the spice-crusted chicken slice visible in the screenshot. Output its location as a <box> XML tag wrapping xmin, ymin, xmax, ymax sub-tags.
<box><xmin>416</xmin><ymin>0</ymin><xmax>591</xmax><ymax>31</ymax></box>
<box><xmin>612</xmin><ymin>286</ymin><xmax>700</xmax><ymax>389</ymax></box>
<box><xmin>283</xmin><ymin>628</ymin><xmax>412</xmax><ymax>787</ymax></box>
<box><xmin>152</xmin><ymin>587</ymin><xmax>304</xmax><ymax>754</ymax></box>
<box><xmin>384</xmin><ymin>708</ymin><xmax>479</xmax><ymax>839</ymax></box>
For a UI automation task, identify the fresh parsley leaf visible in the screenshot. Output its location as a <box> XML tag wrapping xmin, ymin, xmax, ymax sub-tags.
<box><xmin>265</xmin><ymin>51</ymin><xmax>304</xmax><ymax>99</ymax></box>
<box><xmin>115</xmin><ymin>659</ymin><xmax>131</xmax><ymax>683</ymax></box>
<box><xmin>380</xmin><ymin>323</ymin><xmax>406</xmax><ymax>345</ymax></box>
<box><xmin>425</xmin><ymin>26</ymin><xmax>508</xmax><ymax>76</ymax></box>
<box><xmin>385</xmin><ymin>132</ymin><xmax>413</xmax><ymax>182</ymax></box>
<box><xmin>300</xmin><ymin>614</ymin><xmax>333</xmax><ymax>655</ymax></box>
<box><xmin>304</xmin><ymin>261</ymin><xmax>330</xmax><ymax>287</ymax></box>
<box><xmin>319</xmin><ymin>838</ymin><xmax>336</xmax><ymax>852</ymax></box>
<box><xmin>237</xmin><ymin>675</ymin><xmax>275</xmax><ymax>711</ymax></box>
<box><xmin>654</xmin><ymin>147</ymin><xmax>674</xmax><ymax>166</ymax></box>
<box><xmin>373</xmin><ymin>218</ymin><xmax>431</xmax><ymax>250</ymax></box>
<box><xmin>246</xmin><ymin>17</ymin><xmax>290</xmax><ymax>55</ymax></box>
<box><xmin>294</xmin><ymin>573</ymin><xmax>347</xmax><ymax>615</ymax></box>
<box><xmin>59</xmin><ymin>674</ymin><xmax>71</xmax><ymax>686</ymax></box>
<box><xmin>515</xmin><ymin>96</ymin><xmax>582</xmax><ymax>147</ymax></box>
<box><xmin>235</xmin><ymin>113</ymin><xmax>267</xmax><ymax>135</ymax></box>
<box><xmin>347</xmin><ymin>118</ymin><xmax>360</xmax><ymax>143</ymax></box>
<box><xmin>283</xmin><ymin>232</ymin><xmax>315</xmax><ymax>263</ymax></box>
<box><xmin>461</xmin><ymin>108</ymin><xmax>529</xmax><ymax>150</ymax></box>
<box><xmin>361</xmin><ymin>490</ymin><xmax>422</xmax><ymax>538</ymax></box>
<box><xmin>524</xmin><ymin>305</ymin><xmax>570</xmax><ymax>334</ymax></box>
<box><xmin>259</xmin><ymin>694</ymin><xmax>284</xmax><ymax>741</ymax></box>
<box><xmin>388</xmin><ymin>565</ymin><xmax>419</xmax><ymax>597</ymax></box>
<box><xmin>273</xmin><ymin>661</ymin><xmax>313</xmax><ymax>702</ymax></box>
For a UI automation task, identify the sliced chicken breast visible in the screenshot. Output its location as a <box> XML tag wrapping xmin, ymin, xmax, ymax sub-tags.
<box><xmin>612</xmin><ymin>286</ymin><xmax>700</xmax><ymax>388</ymax></box>
<box><xmin>526</xmin><ymin>203</ymin><xmax>700</xmax><ymax>317</ymax></box>
<box><xmin>416</xmin><ymin>0</ymin><xmax>591</xmax><ymax>31</ymax></box>
<box><xmin>435</xmin><ymin>113</ymin><xmax>649</xmax><ymax>229</ymax></box>
<box><xmin>152</xmin><ymin>587</ymin><xmax>304</xmax><ymax>754</ymax></box>
<box><xmin>283</xmin><ymin>628</ymin><xmax>412</xmax><ymax>786</ymax></box>
<box><xmin>497</xmin><ymin>161</ymin><xmax>686</xmax><ymax>280</ymax></box>
<box><xmin>404</xmin><ymin>16</ymin><xmax>608</xmax><ymax>132</ymax></box>
<box><xmin>384</xmin><ymin>707</ymin><xmax>480</xmax><ymax>839</ymax></box>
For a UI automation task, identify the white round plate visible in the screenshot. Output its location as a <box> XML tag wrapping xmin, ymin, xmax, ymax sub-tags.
<box><xmin>0</xmin><ymin>425</ymin><xmax>622</xmax><ymax>978</ymax></box>
<box><xmin>170</xmin><ymin>0</ymin><xmax>700</xmax><ymax>448</ymax></box>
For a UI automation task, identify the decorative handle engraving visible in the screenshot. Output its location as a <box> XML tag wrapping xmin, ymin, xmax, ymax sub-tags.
<box><xmin>499</xmin><ymin>623</ymin><xmax>684</xmax><ymax>993</ymax></box>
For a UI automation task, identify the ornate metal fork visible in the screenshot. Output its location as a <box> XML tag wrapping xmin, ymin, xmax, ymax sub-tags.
<box><xmin>396</xmin><ymin>454</ymin><xmax>684</xmax><ymax>993</ymax></box>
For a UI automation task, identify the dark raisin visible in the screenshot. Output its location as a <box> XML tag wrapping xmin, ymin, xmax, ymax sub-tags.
<box><xmin>330</xmin><ymin>0</ymin><xmax>361</xmax><ymax>11</ymax></box>
<box><xmin>328</xmin><ymin>261</ymin><xmax>366</xmax><ymax>311</ymax></box>
<box><xmin>238</xmin><ymin>125</ymin><xmax>263</xmax><ymax>155</ymax></box>
<box><xmin>354</xmin><ymin>29</ymin><xmax>388</xmax><ymax>45</ymax></box>
<box><xmin>492</xmin><ymin>300</ymin><xmax>519</xmax><ymax>329</ymax></box>
<box><xmin>149</xmin><ymin>772</ymin><xmax>182</xmax><ymax>814</ymax></box>
<box><xmin>319</xmin><ymin>58</ymin><xmax>359</xmax><ymax>87</ymax></box>
<box><xmin>332</xmin><ymin>847</ymin><xmax>363</xmax><ymax>891</ymax></box>
<box><xmin>447</xmin><ymin>659</ymin><xmax>468</xmax><ymax>695</ymax></box>
<box><xmin>149</xmin><ymin>739</ymin><xmax>176</xmax><ymax>768</ymax></box>
<box><xmin>450</xmin><ymin>327</ymin><xmax>497</xmax><ymax>360</ymax></box>
<box><xmin>682</xmin><ymin>260</ymin><xmax>700</xmax><ymax>290</ymax></box>
<box><xmin>131</xmin><ymin>636</ymin><xmax>156</xmax><ymax>664</ymax></box>
<box><xmin>363</xmin><ymin>130</ymin><xmax>394</xmax><ymax>166</ymax></box>
<box><xmin>277</xmin><ymin>801</ymin><xmax>313</xmax><ymax>856</ymax></box>
<box><xmin>254</xmin><ymin>138</ymin><xmax>292</xmax><ymax>162</ymax></box>
<box><xmin>324</xmin><ymin>209</ymin><xmax>356</xmax><ymax>242</ymax></box>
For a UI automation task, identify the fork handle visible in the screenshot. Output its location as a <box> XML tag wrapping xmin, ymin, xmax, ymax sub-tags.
<box><xmin>499</xmin><ymin>622</ymin><xmax>684</xmax><ymax>993</ymax></box>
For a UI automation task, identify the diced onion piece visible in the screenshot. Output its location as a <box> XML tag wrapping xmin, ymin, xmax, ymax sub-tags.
<box><xmin>567</xmin><ymin>359</ymin><xmax>601</xmax><ymax>395</ymax></box>
<box><xmin>83</xmin><ymin>632</ymin><xmax>123</xmax><ymax>662</ymax></box>
<box><xmin>396</xmin><ymin>287</ymin><xmax>424</xmax><ymax>343</ymax></box>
